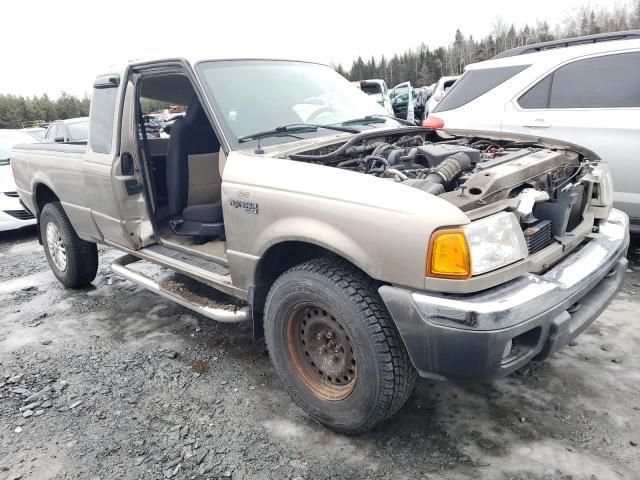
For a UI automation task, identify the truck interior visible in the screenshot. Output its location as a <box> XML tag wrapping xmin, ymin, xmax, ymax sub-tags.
<box><xmin>136</xmin><ymin>73</ymin><xmax>227</xmax><ymax>262</ymax></box>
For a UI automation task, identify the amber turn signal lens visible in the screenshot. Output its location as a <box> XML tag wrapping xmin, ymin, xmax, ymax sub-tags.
<box><xmin>426</xmin><ymin>228</ymin><xmax>471</xmax><ymax>279</ymax></box>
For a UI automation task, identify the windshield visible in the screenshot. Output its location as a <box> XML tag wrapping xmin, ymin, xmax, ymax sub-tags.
<box><xmin>0</xmin><ymin>132</ymin><xmax>37</xmax><ymax>159</ymax></box>
<box><xmin>196</xmin><ymin>60</ymin><xmax>391</xmax><ymax>148</ymax></box>
<box><xmin>67</xmin><ymin>120</ymin><xmax>89</xmax><ymax>141</ymax></box>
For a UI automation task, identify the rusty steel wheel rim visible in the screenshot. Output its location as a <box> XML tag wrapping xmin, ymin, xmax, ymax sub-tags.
<box><xmin>284</xmin><ymin>304</ymin><xmax>357</xmax><ymax>401</ymax></box>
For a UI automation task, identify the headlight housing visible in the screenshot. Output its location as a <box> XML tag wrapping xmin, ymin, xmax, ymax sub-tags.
<box><xmin>427</xmin><ymin>212</ymin><xmax>528</xmax><ymax>278</ymax></box>
<box><xmin>464</xmin><ymin>212</ymin><xmax>528</xmax><ymax>275</ymax></box>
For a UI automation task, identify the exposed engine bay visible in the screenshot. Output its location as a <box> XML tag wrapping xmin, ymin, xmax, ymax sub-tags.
<box><xmin>288</xmin><ymin>129</ymin><xmax>607</xmax><ymax>255</ymax></box>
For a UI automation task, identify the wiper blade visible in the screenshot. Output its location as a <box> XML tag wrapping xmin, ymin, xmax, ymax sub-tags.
<box><xmin>339</xmin><ymin>115</ymin><xmax>387</xmax><ymax>126</ymax></box>
<box><xmin>339</xmin><ymin>114</ymin><xmax>415</xmax><ymax>127</ymax></box>
<box><xmin>238</xmin><ymin>123</ymin><xmax>359</xmax><ymax>143</ymax></box>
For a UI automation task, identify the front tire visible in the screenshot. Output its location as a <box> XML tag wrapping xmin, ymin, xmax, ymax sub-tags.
<box><xmin>40</xmin><ymin>202</ymin><xmax>98</xmax><ymax>288</ymax></box>
<box><xmin>264</xmin><ymin>256</ymin><xmax>417</xmax><ymax>435</ymax></box>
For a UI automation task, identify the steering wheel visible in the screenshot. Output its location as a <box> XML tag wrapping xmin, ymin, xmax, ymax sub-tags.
<box><xmin>307</xmin><ymin>106</ymin><xmax>337</xmax><ymax>122</ymax></box>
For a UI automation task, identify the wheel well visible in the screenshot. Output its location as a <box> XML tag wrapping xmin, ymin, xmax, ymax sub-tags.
<box><xmin>251</xmin><ymin>241</ymin><xmax>338</xmax><ymax>339</ymax></box>
<box><xmin>34</xmin><ymin>184</ymin><xmax>59</xmax><ymax>216</ymax></box>
<box><xmin>33</xmin><ymin>184</ymin><xmax>60</xmax><ymax>244</ymax></box>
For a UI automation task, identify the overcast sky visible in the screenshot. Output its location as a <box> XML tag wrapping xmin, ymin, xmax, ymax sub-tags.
<box><xmin>2</xmin><ymin>0</ymin><xmax>594</xmax><ymax>97</ymax></box>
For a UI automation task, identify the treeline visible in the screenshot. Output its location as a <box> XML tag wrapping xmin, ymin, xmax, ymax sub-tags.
<box><xmin>0</xmin><ymin>94</ymin><xmax>171</xmax><ymax>129</ymax></box>
<box><xmin>337</xmin><ymin>0</ymin><xmax>640</xmax><ymax>87</ymax></box>
<box><xmin>0</xmin><ymin>92</ymin><xmax>90</xmax><ymax>129</ymax></box>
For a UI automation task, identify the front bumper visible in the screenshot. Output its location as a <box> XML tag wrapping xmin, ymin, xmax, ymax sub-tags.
<box><xmin>0</xmin><ymin>193</ymin><xmax>36</xmax><ymax>232</ymax></box>
<box><xmin>379</xmin><ymin>209</ymin><xmax>630</xmax><ymax>382</ymax></box>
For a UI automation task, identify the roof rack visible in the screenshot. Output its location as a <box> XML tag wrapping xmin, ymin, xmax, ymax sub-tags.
<box><xmin>492</xmin><ymin>30</ymin><xmax>640</xmax><ymax>59</ymax></box>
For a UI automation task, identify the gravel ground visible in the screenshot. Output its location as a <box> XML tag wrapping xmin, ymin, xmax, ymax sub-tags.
<box><xmin>0</xmin><ymin>226</ymin><xmax>639</xmax><ymax>480</ymax></box>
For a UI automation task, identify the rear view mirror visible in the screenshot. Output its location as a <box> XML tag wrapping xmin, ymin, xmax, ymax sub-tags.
<box><xmin>54</xmin><ymin>136</ymin><xmax>65</xmax><ymax>143</ymax></box>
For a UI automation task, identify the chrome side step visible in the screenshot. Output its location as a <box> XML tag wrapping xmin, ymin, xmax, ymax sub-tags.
<box><xmin>111</xmin><ymin>255</ymin><xmax>251</xmax><ymax>323</ymax></box>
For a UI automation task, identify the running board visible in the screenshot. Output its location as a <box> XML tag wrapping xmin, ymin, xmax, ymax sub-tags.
<box><xmin>111</xmin><ymin>255</ymin><xmax>251</xmax><ymax>323</ymax></box>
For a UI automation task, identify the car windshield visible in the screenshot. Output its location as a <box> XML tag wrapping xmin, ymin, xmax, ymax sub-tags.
<box><xmin>0</xmin><ymin>132</ymin><xmax>37</xmax><ymax>159</ymax></box>
<box><xmin>196</xmin><ymin>60</ymin><xmax>392</xmax><ymax>148</ymax></box>
<box><xmin>67</xmin><ymin>120</ymin><xmax>89</xmax><ymax>141</ymax></box>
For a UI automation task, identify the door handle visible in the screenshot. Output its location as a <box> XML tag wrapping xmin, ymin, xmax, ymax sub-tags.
<box><xmin>522</xmin><ymin>119</ymin><xmax>551</xmax><ymax>129</ymax></box>
<box><xmin>121</xmin><ymin>152</ymin><xmax>135</xmax><ymax>175</ymax></box>
<box><xmin>120</xmin><ymin>152</ymin><xmax>142</xmax><ymax>195</ymax></box>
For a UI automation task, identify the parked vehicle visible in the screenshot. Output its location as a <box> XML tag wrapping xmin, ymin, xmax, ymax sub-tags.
<box><xmin>425</xmin><ymin>30</ymin><xmax>640</xmax><ymax>233</ymax></box>
<box><xmin>424</xmin><ymin>82</ymin><xmax>437</xmax><ymax>98</ymax></box>
<box><xmin>0</xmin><ymin>130</ymin><xmax>38</xmax><ymax>231</ymax></box>
<box><xmin>413</xmin><ymin>85</ymin><xmax>432</xmax><ymax>120</ymax></box>
<box><xmin>388</xmin><ymin>82</ymin><xmax>431</xmax><ymax>123</ymax></box>
<box><xmin>425</xmin><ymin>75</ymin><xmax>460</xmax><ymax>114</ymax></box>
<box><xmin>353</xmin><ymin>79</ymin><xmax>394</xmax><ymax>114</ymax></box>
<box><xmin>389</xmin><ymin>81</ymin><xmax>415</xmax><ymax>123</ymax></box>
<box><xmin>11</xmin><ymin>57</ymin><xmax>628</xmax><ymax>434</ymax></box>
<box><xmin>21</xmin><ymin>127</ymin><xmax>47</xmax><ymax>140</ymax></box>
<box><xmin>426</xmin><ymin>75</ymin><xmax>460</xmax><ymax>115</ymax></box>
<box><xmin>44</xmin><ymin>117</ymin><xmax>89</xmax><ymax>143</ymax></box>
<box><xmin>143</xmin><ymin>114</ymin><xmax>163</xmax><ymax>138</ymax></box>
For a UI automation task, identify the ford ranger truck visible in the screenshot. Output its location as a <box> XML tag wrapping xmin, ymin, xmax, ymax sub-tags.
<box><xmin>10</xmin><ymin>58</ymin><xmax>629</xmax><ymax>435</ymax></box>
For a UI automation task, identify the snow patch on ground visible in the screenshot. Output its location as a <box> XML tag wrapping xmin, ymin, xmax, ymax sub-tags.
<box><xmin>0</xmin><ymin>270</ymin><xmax>52</xmax><ymax>294</ymax></box>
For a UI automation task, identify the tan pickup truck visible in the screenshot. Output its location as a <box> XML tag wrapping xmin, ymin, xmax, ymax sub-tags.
<box><xmin>10</xmin><ymin>58</ymin><xmax>629</xmax><ymax>434</ymax></box>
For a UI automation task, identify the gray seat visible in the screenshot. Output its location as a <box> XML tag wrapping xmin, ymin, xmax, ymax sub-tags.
<box><xmin>165</xmin><ymin>97</ymin><xmax>225</xmax><ymax>239</ymax></box>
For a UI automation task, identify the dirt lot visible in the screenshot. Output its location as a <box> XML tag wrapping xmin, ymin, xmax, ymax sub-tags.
<box><xmin>0</xmin><ymin>227</ymin><xmax>639</xmax><ymax>480</ymax></box>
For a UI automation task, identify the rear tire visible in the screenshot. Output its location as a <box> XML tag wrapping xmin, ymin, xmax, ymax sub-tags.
<box><xmin>264</xmin><ymin>256</ymin><xmax>417</xmax><ymax>435</ymax></box>
<box><xmin>40</xmin><ymin>202</ymin><xmax>98</xmax><ymax>288</ymax></box>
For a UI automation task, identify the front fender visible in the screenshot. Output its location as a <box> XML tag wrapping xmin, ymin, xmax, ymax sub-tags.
<box><xmin>222</xmin><ymin>151</ymin><xmax>470</xmax><ymax>291</ymax></box>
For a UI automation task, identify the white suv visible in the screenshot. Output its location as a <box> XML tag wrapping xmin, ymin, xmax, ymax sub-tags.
<box><xmin>425</xmin><ymin>31</ymin><xmax>640</xmax><ymax>233</ymax></box>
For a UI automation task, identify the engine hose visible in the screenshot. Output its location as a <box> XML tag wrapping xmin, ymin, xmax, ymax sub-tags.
<box><xmin>401</xmin><ymin>152</ymin><xmax>471</xmax><ymax>195</ymax></box>
<box><xmin>430</xmin><ymin>152</ymin><xmax>472</xmax><ymax>186</ymax></box>
<box><xmin>336</xmin><ymin>158</ymin><xmax>360</xmax><ymax>168</ymax></box>
<box><xmin>384</xmin><ymin>168</ymin><xmax>409</xmax><ymax>181</ymax></box>
<box><xmin>372</xmin><ymin>142</ymin><xmax>394</xmax><ymax>157</ymax></box>
<box><xmin>364</xmin><ymin>155</ymin><xmax>389</xmax><ymax>174</ymax></box>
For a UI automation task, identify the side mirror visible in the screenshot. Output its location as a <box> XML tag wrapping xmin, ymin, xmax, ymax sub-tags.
<box><xmin>162</xmin><ymin>125</ymin><xmax>171</xmax><ymax>135</ymax></box>
<box><xmin>54</xmin><ymin>136</ymin><xmax>65</xmax><ymax>143</ymax></box>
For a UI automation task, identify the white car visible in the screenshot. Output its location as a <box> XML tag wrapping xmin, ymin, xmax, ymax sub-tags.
<box><xmin>44</xmin><ymin>117</ymin><xmax>90</xmax><ymax>143</ymax></box>
<box><xmin>425</xmin><ymin>30</ymin><xmax>640</xmax><ymax>233</ymax></box>
<box><xmin>0</xmin><ymin>130</ymin><xmax>38</xmax><ymax>231</ymax></box>
<box><xmin>353</xmin><ymin>79</ymin><xmax>394</xmax><ymax>115</ymax></box>
<box><xmin>425</xmin><ymin>75</ymin><xmax>460</xmax><ymax>115</ymax></box>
